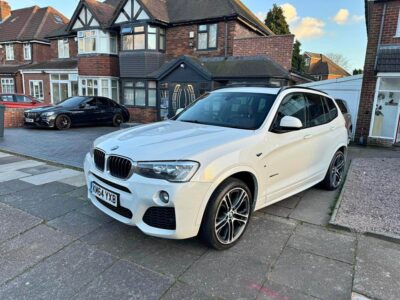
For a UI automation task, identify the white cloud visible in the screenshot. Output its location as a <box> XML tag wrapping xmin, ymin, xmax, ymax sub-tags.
<box><xmin>281</xmin><ymin>3</ymin><xmax>299</xmax><ymax>24</ymax></box>
<box><xmin>333</xmin><ymin>9</ymin><xmax>350</xmax><ymax>25</ymax></box>
<box><xmin>352</xmin><ymin>15</ymin><xmax>365</xmax><ymax>23</ymax></box>
<box><xmin>292</xmin><ymin>17</ymin><xmax>325</xmax><ymax>39</ymax></box>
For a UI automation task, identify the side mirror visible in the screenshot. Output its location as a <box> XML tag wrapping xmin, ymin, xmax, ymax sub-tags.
<box><xmin>280</xmin><ymin>116</ymin><xmax>303</xmax><ymax>129</ymax></box>
<box><xmin>175</xmin><ymin>108</ymin><xmax>184</xmax><ymax>116</ymax></box>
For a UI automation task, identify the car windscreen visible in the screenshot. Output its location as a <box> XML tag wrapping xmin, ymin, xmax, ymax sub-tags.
<box><xmin>176</xmin><ymin>92</ymin><xmax>277</xmax><ymax>130</ymax></box>
<box><xmin>57</xmin><ymin>97</ymin><xmax>87</xmax><ymax>108</ymax></box>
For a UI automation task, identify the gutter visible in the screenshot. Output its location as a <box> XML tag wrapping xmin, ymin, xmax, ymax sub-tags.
<box><xmin>374</xmin><ymin>2</ymin><xmax>387</xmax><ymax>70</ymax></box>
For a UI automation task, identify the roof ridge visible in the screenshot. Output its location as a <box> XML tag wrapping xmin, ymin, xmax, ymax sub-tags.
<box><xmin>16</xmin><ymin>6</ymin><xmax>37</xmax><ymax>40</ymax></box>
<box><xmin>35</xmin><ymin>8</ymin><xmax>51</xmax><ymax>40</ymax></box>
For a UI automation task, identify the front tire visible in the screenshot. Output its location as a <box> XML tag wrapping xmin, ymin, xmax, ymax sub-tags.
<box><xmin>112</xmin><ymin>113</ymin><xmax>124</xmax><ymax>127</ymax></box>
<box><xmin>200</xmin><ymin>178</ymin><xmax>252</xmax><ymax>250</ymax></box>
<box><xmin>55</xmin><ymin>115</ymin><xmax>71</xmax><ymax>130</ymax></box>
<box><xmin>321</xmin><ymin>150</ymin><xmax>346</xmax><ymax>190</ymax></box>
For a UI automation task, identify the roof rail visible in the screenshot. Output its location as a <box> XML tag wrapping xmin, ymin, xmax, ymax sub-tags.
<box><xmin>278</xmin><ymin>86</ymin><xmax>328</xmax><ymax>95</ymax></box>
<box><xmin>216</xmin><ymin>83</ymin><xmax>281</xmax><ymax>90</ymax></box>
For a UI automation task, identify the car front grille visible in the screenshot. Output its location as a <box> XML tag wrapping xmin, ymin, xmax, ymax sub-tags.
<box><xmin>25</xmin><ymin>112</ymin><xmax>39</xmax><ymax>119</ymax></box>
<box><xmin>94</xmin><ymin>149</ymin><xmax>106</xmax><ymax>171</ymax></box>
<box><xmin>143</xmin><ymin>207</ymin><xmax>176</xmax><ymax>230</ymax></box>
<box><xmin>108</xmin><ymin>156</ymin><xmax>132</xmax><ymax>179</ymax></box>
<box><xmin>95</xmin><ymin>197</ymin><xmax>133</xmax><ymax>219</ymax></box>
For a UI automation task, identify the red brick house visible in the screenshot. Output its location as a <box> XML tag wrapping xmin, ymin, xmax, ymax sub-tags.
<box><xmin>2</xmin><ymin>0</ymin><xmax>296</xmax><ymax>124</ymax></box>
<box><xmin>303</xmin><ymin>52</ymin><xmax>350</xmax><ymax>81</ymax></box>
<box><xmin>357</xmin><ymin>0</ymin><xmax>400</xmax><ymax>146</ymax></box>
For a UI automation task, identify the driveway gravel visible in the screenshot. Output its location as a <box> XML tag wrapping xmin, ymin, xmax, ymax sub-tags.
<box><xmin>332</xmin><ymin>158</ymin><xmax>400</xmax><ymax>237</ymax></box>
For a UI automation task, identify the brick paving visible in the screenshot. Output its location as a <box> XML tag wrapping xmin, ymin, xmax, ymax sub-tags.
<box><xmin>0</xmin><ymin>148</ymin><xmax>399</xmax><ymax>299</ymax></box>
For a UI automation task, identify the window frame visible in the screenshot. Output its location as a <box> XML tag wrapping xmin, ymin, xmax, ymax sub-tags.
<box><xmin>23</xmin><ymin>43</ymin><xmax>31</xmax><ymax>60</ymax></box>
<box><xmin>1</xmin><ymin>78</ymin><xmax>15</xmax><ymax>94</ymax></box>
<box><xmin>5</xmin><ymin>44</ymin><xmax>14</xmax><ymax>61</ymax></box>
<box><xmin>121</xmin><ymin>24</ymin><xmax>166</xmax><ymax>52</ymax></box>
<box><xmin>29</xmin><ymin>80</ymin><xmax>44</xmax><ymax>100</ymax></box>
<box><xmin>197</xmin><ymin>23</ymin><xmax>218</xmax><ymax>51</ymax></box>
<box><xmin>58</xmin><ymin>39</ymin><xmax>70</xmax><ymax>58</ymax></box>
<box><xmin>79</xmin><ymin>77</ymin><xmax>119</xmax><ymax>101</ymax></box>
<box><xmin>396</xmin><ymin>8</ymin><xmax>400</xmax><ymax>37</ymax></box>
<box><xmin>77</xmin><ymin>30</ymin><xmax>118</xmax><ymax>55</ymax></box>
<box><xmin>122</xmin><ymin>80</ymin><xmax>157</xmax><ymax>107</ymax></box>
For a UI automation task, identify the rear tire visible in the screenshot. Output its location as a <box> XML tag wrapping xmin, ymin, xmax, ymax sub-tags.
<box><xmin>55</xmin><ymin>115</ymin><xmax>71</xmax><ymax>130</ymax></box>
<box><xmin>321</xmin><ymin>150</ymin><xmax>346</xmax><ymax>190</ymax></box>
<box><xmin>112</xmin><ymin>114</ymin><xmax>124</xmax><ymax>127</ymax></box>
<box><xmin>199</xmin><ymin>178</ymin><xmax>252</xmax><ymax>250</ymax></box>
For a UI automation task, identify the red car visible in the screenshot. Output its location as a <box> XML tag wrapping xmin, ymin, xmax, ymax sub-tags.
<box><xmin>0</xmin><ymin>93</ymin><xmax>47</xmax><ymax>109</ymax></box>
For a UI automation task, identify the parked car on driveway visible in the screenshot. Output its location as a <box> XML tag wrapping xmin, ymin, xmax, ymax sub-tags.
<box><xmin>24</xmin><ymin>96</ymin><xmax>130</xmax><ymax>130</ymax></box>
<box><xmin>335</xmin><ymin>99</ymin><xmax>353</xmax><ymax>143</ymax></box>
<box><xmin>0</xmin><ymin>93</ymin><xmax>45</xmax><ymax>109</ymax></box>
<box><xmin>84</xmin><ymin>87</ymin><xmax>348</xmax><ymax>250</ymax></box>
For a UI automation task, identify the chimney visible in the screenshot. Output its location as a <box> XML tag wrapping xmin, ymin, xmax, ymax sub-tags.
<box><xmin>0</xmin><ymin>1</ymin><xmax>11</xmax><ymax>22</ymax></box>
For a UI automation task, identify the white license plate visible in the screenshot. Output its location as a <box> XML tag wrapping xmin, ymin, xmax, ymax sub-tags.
<box><xmin>25</xmin><ymin>118</ymin><xmax>34</xmax><ymax>123</ymax></box>
<box><xmin>91</xmin><ymin>182</ymin><xmax>119</xmax><ymax>207</ymax></box>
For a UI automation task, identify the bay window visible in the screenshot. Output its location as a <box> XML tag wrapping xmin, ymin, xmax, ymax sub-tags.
<box><xmin>1</xmin><ymin>78</ymin><xmax>14</xmax><ymax>93</ymax></box>
<box><xmin>29</xmin><ymin>80</ymin><xmax>44</xmax><ymax>100</ymax></box>
<box><xmin>23</xmin><ymin>43</ymin><xmax>31</xmax><ymax>60</ymax></box>
<box><xmin>198</xmin><ymin>24</ymin><xmax>218</xmax><ymax>50</ymax></box>
<box><xmin>123</xmin><ymin>80</ymin><xmax>157</xmax><ymax>107</ymax></box>
<box><xmin>58</xmin><ymin>39</ymin><xmax>70</xmax><ymax>58</ymax></box>
<box><xmin>78</xmin><ymin>30</ymin><xmax>118</xmax><ymax>54</ymax></box>
<box><xmin>80</xmin><ymin>77</ymin><xmax>119</xmax><ymax>101</ymax></box>
<box><xmin>5</xmin><ymin>44</ymin><xmax>14</xmax><ymax>60</ymax></box>
<box><xmin>121</xmin><ymin>25</ymin><xmax>166</xmax><ymax>51</ymax></box>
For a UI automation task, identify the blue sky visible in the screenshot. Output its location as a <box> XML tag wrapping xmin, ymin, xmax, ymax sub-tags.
<box><xmin>9</xmin><ymin>0</ymin><xmax>367</xmax><ymax>70</ymax></box>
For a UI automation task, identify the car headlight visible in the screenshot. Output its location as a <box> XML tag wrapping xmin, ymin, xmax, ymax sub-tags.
<box><xmin>41</xmin><ymin>112</ymin><xmax>56</xmax><ymax>118</ymax></box>
<box><xmin>134</xmin><ymin>161</ymin><xmax>200</xmax><ymax>182</ymax></box>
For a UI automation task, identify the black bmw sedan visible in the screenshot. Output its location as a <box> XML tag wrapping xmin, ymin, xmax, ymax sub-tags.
<box><xmin>24</xmin><ymin>96</ymin><xmax>130</xmax><ymax>130</ymax></box>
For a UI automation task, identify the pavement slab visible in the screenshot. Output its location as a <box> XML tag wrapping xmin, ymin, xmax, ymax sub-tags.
<box><xmin>19</xmin><ymin>165</ymin><xmax>61</xmax><ymax>176</ymax></box>
<box><xmin>0</xmin><ymin>179</ymin><xmax>35</xmax><ymax>196</ymax></box>
<box><xmin>0</xmin><ymin>171</ymin><xmax>31</xmax><ymax>183</ymax></box>
<box><xmin>0</xmin><ymin>225</ymin><xmax>73</xmax><ymax>285</ymax></box>
<box><xmin>0</xmin><ymin>202</ymin><xmax>42</xmax><ymax>244</ymax></box>
<box><xmin>255</xmin><ymin>280</ymin><xmax>319</xmax><ymax>300</ymax></box>
<box><xmin>20</xmin><ymin>169</ymin><xmax>83</xmax><ymax>186</ymax></box>
<box><xmin>48</xmin><ymin>211</ymin><xmax>104</xmax><ymax>238</ymax></box>
<box><xmin>0</xmin><ymin>160</ymin><xmax>45</xmax><ymax>173</ymax></box>
<box><xmin>58</xmin><ymin>174</ymin><xmax>87</xmax><ymax>187</ymax></box>
<box><xmin>76</xmin><ymin>259</ymin><xmax>173</xmax><ymax>300</ymax></box>
<box><xmin>0</xmin><ymin>241</ymin><xmax>116</xmax><ymax>300</ymax></box>
<box><xmin>161</xmin><ymin>281</ymin><xmax>217</xmax><ymax>300</ymax></box>
<box><xmin>0</xmin><ymin>156</ymin><xmax>26</xmax><ymax>165</ymax></box>
<box><xmin>181</xmin><ymin>249</ymin><xmax>268</xmax><ymax>299</ymax></box>
<box><xmin>353</xmin><ymin>236</ymin><xmax>400</xmax><ymax>300</ymax></box>
<box><xmin>269</xmin><ymin>247</ymin><xmax>353</xmax><ymax>300</ymax></box>
<box><xmin>79</xmin><ymin>203</ymin><xmax>115</xmax><ymax>223</ymax></box>
<box><xmin>0</xmin><ymin>152</ymin><xmax>12</xmax><ymax>158</ymax></box>
<box><xmin>288</xmin><ymin>224</ymin><xmax>356</xmax><ymax>264</ymax></box>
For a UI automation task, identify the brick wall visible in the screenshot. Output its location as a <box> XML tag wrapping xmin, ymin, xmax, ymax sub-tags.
<box><xmin>50</xmin><ymin>38</ymin><xmax>78</xmax><ymax>59</ymax></box>
<box><xmin>0</xmin><ymin>43</ymin><xmax>23</xmax><ymax>65</ymax></box>
<box><xmin>31</xmin><ymin>43</ymin><xmax>52</xmax><ymax>63</ymax></box>
<box><xmin>78</xmin><ymin>55</ymin><xmax>120</xmax><ymax>77</ymax></box>
<box><xmin>127</xmin><ymin>107</ymin><xmax>158</xmax><ymax>123</ymax></box>
<box><xmin>380</xmin><ymin>1</ymin><xmax>400</xmax><ymax>44</ymax></box>
<box><xmin>4</xmin><ymin>107</ymin><xmax>25</xmax><ymax>128</ymax></box>
<box><xmin>23</xmin><ymin>73</ymin><xmax>51</xmax><ymax>104</ymax></box>
<box><xmin>233</xmin><ymin>35</ymin><xmax>295</xmax><ymax>70</ymax></box>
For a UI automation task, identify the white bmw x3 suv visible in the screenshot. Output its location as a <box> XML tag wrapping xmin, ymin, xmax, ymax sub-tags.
<box><xmin>84</xmin><ymin>87</ymin><xmax>348</xmax><ymax>250</ymax></box>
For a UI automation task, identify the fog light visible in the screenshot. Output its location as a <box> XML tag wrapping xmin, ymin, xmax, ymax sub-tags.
<box><xmin>159</xmin><ymin>191</ymin><xmax>170</xmax><ymax>204</ymax></box>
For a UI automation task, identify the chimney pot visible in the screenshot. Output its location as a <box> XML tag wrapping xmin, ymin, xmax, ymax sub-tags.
<box><xmin>0</xmin><ymin>1</ymin><xmax>11</xmax><ymax>23</ymax></box>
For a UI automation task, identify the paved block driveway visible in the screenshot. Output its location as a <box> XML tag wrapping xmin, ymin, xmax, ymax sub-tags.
<box><xmin>1</xmin><ymin>149</ymin><xmax>400</xmax><ymax>299</ymax></box>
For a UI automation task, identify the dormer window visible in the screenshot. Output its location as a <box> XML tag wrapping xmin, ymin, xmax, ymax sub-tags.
<box><xmin>23</xmin><ymin>43</ymin><xmax>31</xmax><ymax>60</ymax></box>
<box><xmin>197</xmin><ymin>24</ymin><xmax>218</xmax><ymax>50</ymax></box>
<box><xmin>58</xmin><ymin>39</ymin><xmax>70</xmax><ymax>58</ymax></box>
<box><xmin>121</xmin><ymin>24</ymin><xmax>165</xmax><ymax>51</ymax></box>
<box><xmin>5</xmin><ymin>44</ymin><xmax>14</xmax><ymax>60</ymax></box>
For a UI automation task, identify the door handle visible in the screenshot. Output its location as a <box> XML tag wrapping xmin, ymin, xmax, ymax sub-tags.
<box><xmin>304</xmin><ymin>134</ymin><xmax>313</xmax><ymax>139</ymax></box>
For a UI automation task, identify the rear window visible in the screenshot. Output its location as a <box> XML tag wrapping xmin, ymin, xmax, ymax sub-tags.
<box><xmin>324</xmin><ymin>97</ymin><xmax>339</xmax><ymax>122</ymax></box>
<box><xmin>336</xmin><ymin>100</ymin><xmax>348</xmax><ymax>114</ymax></box>
<box><xmin>305</xmin><ymin>93</ymin><xmax>329</xmax><ymax>127</ymax></box>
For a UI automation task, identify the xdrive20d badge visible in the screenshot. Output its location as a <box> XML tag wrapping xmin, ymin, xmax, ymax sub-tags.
<box><xmin>84</xmin><ymin>87</ymin><xmax>348</xmax><ymax>250</ymax></box>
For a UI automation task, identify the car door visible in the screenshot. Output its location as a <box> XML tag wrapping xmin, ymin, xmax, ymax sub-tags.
<box><xmin>96</xmin><ymin>97</ymin><xmax>114</xmax><ymax>123</ymax></box>
<box><xmin>265</xmin><ymin>93</ymin><xmax>316</xmax><ymax>202</ymax></box>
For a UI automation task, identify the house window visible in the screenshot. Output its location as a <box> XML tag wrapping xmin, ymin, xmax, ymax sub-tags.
<box><xmin>122</xmin><ymin>80</ymin><xmax>156</xmax><ymax>107</ymax></box>
<box><xmin>121</xmin><ymin>25</ymin><xmax>166</xmax><ymax>51</ymax></box>
<box><xmin>23</xmin><ymin>43</ymin><xmax>31</xmax><ymax>60</ymax></box>
<box><xmin>29</xmin><ymin>80</ymin><xmax>44</xmax><ymax>100</ymax></box>
<box><xmin>198</xmin><ymin>24</ymin><xmax>218</xmax><ymax>50</ymax></box>
<box><xmin>80</xmin><ymin>77</ymin><xmax>119</xmax><ymax>101</ymax></box>
<box><xmin>58</xmin><ymin>39</ymin><xmax>70</xmax><ymax>58</ymax></box>
<box><xmin>397</xmin><ymin>9</ymin><xmax>400</xmax><ymax>37</ymax></box>
<box><xmin>5</xmin><ymin>44</ymin><xmax>14</xmax><ymax>60</ymax></box>
<box><xmin>1</xmin><ymin>78</ymin><xmax>14</xmax><ymax>93</ymax></box>
<box><xmin>78</xmin><ymin>30</ymin><xmax>117</xmax><ymax>54</ymax></box>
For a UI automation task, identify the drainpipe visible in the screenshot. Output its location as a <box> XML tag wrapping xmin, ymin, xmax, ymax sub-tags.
<box><xmin>21</xmin><ymin>71</ymin><xmax>25</xmax><ymax>95</ymax></box>
<box><xmin>224</xmin><ymin>19</ymin><xmax>228</xmax><ymax>58</ymax></box>
<box><xmin>374</xmin><ymin>3</ymin><xmax>386</xmax><ymax>70</ymax></box>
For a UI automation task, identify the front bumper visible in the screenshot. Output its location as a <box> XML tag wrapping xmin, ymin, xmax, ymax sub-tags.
<box><xmin>83</xmin><ymin>154</ymin><xmax>212</xmax><ymax>239</ymax></box>
<box><xmin>24</xmin><ymin>115</ymin><xmax>56</xmax><ymax>128</ymax></box>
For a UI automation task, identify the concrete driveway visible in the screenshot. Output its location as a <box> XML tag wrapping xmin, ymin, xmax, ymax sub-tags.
<box><xmin>0</xmin><ymin>127</ymin><xmax>117</xmax><ymax>168</ymax></box>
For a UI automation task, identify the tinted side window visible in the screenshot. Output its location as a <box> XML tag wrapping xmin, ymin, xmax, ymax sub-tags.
<box><xmin>305</xmin><ymin>93</ymin><xmax>328</xmax><ymax>127</ymax></box>
<box><xmin>336</xmin><ymin>100</ymin><xmax>348</xmax><ymax>114</ymax></box>
<box><xmin>0</xmin><ymin>95</ymin><xmax>14</xmax><ymax>102</ymax></box>
<box><xmin>97</xmin><ymin>98</ymin><xmax>110</xmax><ymax>108</ymax></box>
<box><xmin>273</xmin><ymin>93</ymin><xmax>307</xmax><ymax>130</ymax></box>
<box><xmin>324</xmin><ymin>97</ymin><xmax>339</xmax><ymax>121</ymax></box>
<box><xmin>16</xmin><ymin>95</ymin><xmax>31</xmax><ymax>103</ymax></box>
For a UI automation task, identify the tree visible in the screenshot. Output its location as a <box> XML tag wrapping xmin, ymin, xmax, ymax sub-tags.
<box><xmin>264</xmin><ymin>4</ymin><xmax>290</xmax><ymax>35</ymax></box>
<box><xmin>292</xmin><ymin>40</ymin><xmax>306</xmax><ymax>72</ymax></box>
<box><xmin>325</xmin><ymin>53</ymin><xmax>350</xmax><ymax>71</ymax></box>
<box><xmin>353</xmin><ymin>69</ymin><xmax>363</xmax><ymax>75</ymax></box>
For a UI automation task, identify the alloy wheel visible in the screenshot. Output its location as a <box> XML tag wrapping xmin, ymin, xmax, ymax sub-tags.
<box><xmin>331</xmin><ymin>152</ymin><xmax>345</xmax><ymax>188</ymax></box>
<box><xmin>214</xmin><ymin>187</ymin><xmax>250</xmax><ymax>245</ymax></box>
